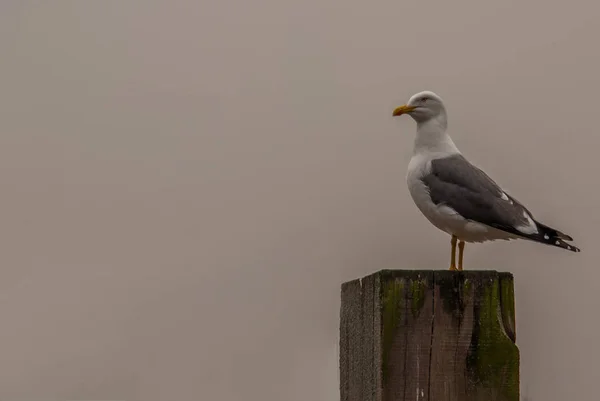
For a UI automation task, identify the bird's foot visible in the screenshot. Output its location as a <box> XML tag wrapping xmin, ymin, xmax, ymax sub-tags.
<box><xmin>449</xmin><ymin>264</ymin><xmax>458</xmax><ymax>271</ymax></box>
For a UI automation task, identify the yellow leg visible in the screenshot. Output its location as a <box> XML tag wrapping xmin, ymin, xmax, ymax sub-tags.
<box><xmin>449</xmin><ymin>235</ymin><xmax>458</xmax><ymax>271</ymax></box>
<box><xmin>458</xmin><ymin>240</ymin><xmax>465</xmax><ymax>271</ymax></box>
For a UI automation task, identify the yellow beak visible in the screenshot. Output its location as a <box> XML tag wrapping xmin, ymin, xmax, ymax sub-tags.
<box><xmin>392</xmin><ymin>104</ymin><xmax>416</xmax><ymax>117</ymax></box>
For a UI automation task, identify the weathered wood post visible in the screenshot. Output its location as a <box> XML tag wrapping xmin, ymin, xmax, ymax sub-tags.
<box><xmin>340</xmin><ymin>270</ymin><xmax>519</xmax><ymax>401</ymax></box>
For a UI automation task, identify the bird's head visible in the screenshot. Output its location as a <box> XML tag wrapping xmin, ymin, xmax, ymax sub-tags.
<box><xmin>392</xmin><ymin>91</ymin><xmax>446</xmax><ymax>123</ymax></box>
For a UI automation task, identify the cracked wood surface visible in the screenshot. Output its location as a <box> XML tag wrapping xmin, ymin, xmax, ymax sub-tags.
<box><xmin>339</xmin><ymin>270</ymin><xmax>519</xmax><ymax>401</ymax></box>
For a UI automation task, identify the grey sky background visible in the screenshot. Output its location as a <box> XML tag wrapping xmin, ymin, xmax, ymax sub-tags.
<box><xmin>0</xmin><ymin>1</ymin><xmax>598</xmax><ymax>400</ymax></box>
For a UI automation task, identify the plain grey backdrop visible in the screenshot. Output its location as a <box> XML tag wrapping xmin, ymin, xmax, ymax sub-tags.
<box><xmin>0</xmin><ymin>1</ymin><xmax>598</xmax><ymax>400</ymax></box>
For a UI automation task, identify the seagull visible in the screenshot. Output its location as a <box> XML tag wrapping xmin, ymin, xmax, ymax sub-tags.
<box><xmin>392</xmin><ymin>90</ymin><xmax>580</xmax><ymax>271</ymax></box>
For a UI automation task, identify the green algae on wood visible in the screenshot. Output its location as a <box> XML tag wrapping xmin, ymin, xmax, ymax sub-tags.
<box><xmin>466</xmin><ymin>277</ymin><xmax>520</xmax><ymax>401</ymax></box>
<box><xmin>380</xmin><ymin>271</ymin><xmax>432</xmax><ymax>385</ymax></box>
<box><xmin>499</xmin><ymin>274</ymin><xmax>516</xmax><ymax>342</ymax></box>
<box><xmin>409</xmin><ymin>278</ymin><xmax>427</xmax><ymax>317</ymax></box>
<box><xmin>381</xmin><ymin>278</ymin><xmax>404</xmax><ymax>383</ymax></box>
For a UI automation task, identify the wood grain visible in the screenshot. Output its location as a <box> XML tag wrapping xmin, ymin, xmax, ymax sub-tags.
<box><xmin>339</xmin><ymin>270</ymin><xmax>519</xmax><ymax>401</ymax></box>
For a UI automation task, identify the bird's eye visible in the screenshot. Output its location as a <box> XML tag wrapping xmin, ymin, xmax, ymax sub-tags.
<box><xmin>421</xmin><ymin>97</ymin><xmax>429</xmax><ymax>102</ymax></box>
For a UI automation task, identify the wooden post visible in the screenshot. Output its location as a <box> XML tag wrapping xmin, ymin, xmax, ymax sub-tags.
<box><xmin>339</xmin><ymin>270</ymin><xmax>519</xmax><ymax>401</ymax></box>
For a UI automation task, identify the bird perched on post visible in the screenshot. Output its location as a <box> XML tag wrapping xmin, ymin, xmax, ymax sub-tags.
<box><xmin>392</xmin><ymin>90</ymin><xmax>580</xmax><ymax>271</ymax></box>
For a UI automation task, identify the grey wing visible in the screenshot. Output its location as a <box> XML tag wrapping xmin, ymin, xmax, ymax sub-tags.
<box><xmin>422</xmin><ymin>154</ymin><xmax>580</xmax><ymax>252</ymax></box>
<box><xmin>422</xmin><ymin>155</ymin><xmax>533</xmax><ymax>234</ymax></box>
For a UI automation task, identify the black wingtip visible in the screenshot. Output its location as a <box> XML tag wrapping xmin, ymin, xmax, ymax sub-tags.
<box><xmin>534</xmin><ymin>221</ymin><xmax>580</xmax><ymax>253</ymax></box>
<box><xmin>550</xmin><ymin>237</ymin><xmax>581</xmax><ymax>253</ymax></box>
<box><xmin>555</xmin><ymin>231</ymin><xmax>573</xmax><ymax>242</ymax></box>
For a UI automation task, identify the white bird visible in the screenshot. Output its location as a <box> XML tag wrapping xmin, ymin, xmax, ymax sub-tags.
<box><xmin>392</xmin><ymin>90</ymin><xmax>580</xmax><ymax>271</ymax></box>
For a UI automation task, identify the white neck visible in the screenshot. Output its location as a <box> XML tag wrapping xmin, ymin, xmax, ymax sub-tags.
<box><xmin>413</xmin><ymin>112</ymin><xmax>460</xmax><ymax>156</ymax></box>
